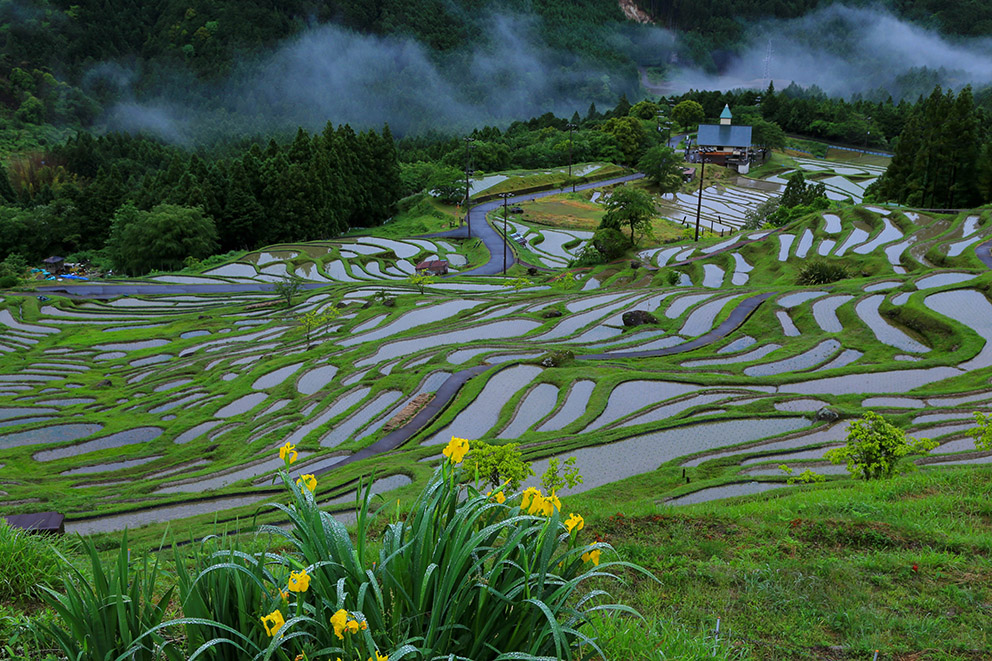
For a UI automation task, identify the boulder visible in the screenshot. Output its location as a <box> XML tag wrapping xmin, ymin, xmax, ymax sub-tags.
<box><xmin>383</xmin><ymin>298</ymin><xmax>396</xmax><ymax>308</ymax></box>
<box><xmin>622</xmin><ymin>310</ymin><xmax>658</xmax><ymax>327</ymax></box>
<box><xmin>816</xmin><ymin>407</ymin><xmax>840</xmax><ymax>422</ymax></box>
<box><xmin>630</xmin><ymin>260</ymin><xmax>641</xmax><ymax>270</ymax></box>
<box><xmin>542</xmin><ymin>309</ymin><xmax>563</xmax><ymax>319</ymax></box>
<box><xmin>527</xmin><ymin>267</ymin><xmax>539</xmax><ymax>276</ymax></box>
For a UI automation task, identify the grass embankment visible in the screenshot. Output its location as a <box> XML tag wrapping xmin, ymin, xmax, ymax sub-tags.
<box><xmin>4</xmin><ymin>466</ymin><xmax>990</xmax><ymax>659</ymax></box>
<box><xmin>376</xmin><ymin>194</ymin><xmax>459</xmax><ymax>237</ymax></box>
<box><xmin>748</xmin><ymin>148</ymin><xmax>891</xmax><ymax>181</ymax></box>
<box><xmin>575</xmin><ymin>466</ymin><xmax>992</xmax><ymax>659</ymax></box>
<box><xmin>479</xmin><ymin>163</ymin><xmax>628</xmax><ymax>199</ymax></box>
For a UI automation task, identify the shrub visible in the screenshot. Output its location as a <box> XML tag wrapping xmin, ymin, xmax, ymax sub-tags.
<box><xmin>592</xmin><ymin>227</ymin><xmax>628</xmax><ymax>260</ymax></box>
<box><xmin>796</xmin><ymin>260</ymin><xmax>849</xmax><ymax>285</ymax></box>
<box><xmin>571</xmin><ymin>244</ymin><xmax>604</xmax><ymax>266</ymax></box>
<box><xmin>971</xmin><ymin>411</ymin><xmax>992</xmax><ymax>450</ymax></box>
<box><xmin>825</xmin><ymin>412</ymin><xmax>938</xmax><ymax>480</ymax></box>
<box><xmin>461</xmin><ymin>440</ymin><xmax>534</xmax><ymax>490</ymax></box>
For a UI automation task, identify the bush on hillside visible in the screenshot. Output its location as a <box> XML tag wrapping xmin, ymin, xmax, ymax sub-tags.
<box><xmin>592</xmin><ymin>227</ymin><xmax>628</xmax><ymax>260</ymax></box>
<box><xmin>825</xmin><ymin>412</ymin><xmax>938</xmax><ymax>480</ymax></box>
<box><xmin>796</xmin><ymin>260</ymin><xmax>849</xmax><ymax>285</ymax></box>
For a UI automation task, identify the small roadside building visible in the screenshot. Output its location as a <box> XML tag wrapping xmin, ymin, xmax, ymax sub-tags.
<box><xmin>3</xmin><ymin>511</ymin><xmax>65</xmax><ymax>535</ymax></box>
<box><xmin>695</xmin><ymin>105</ymin><xmax>755</xmax><ymax>174</ymax></box>
<box><xmin>42</xmin><ymin>256</ymin><xmax>65</xmax><ymax>275</ymax></box>
<box><xmin>415</xmin><ymin>260</ymin><xmax>449</xmax><ymax>276</ymax></box>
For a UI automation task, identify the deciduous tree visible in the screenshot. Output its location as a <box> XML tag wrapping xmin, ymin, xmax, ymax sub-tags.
<box><xmin>599</xmin><ymin>185</ymin><xmax>656</xmax><ymax>246</ymax></box>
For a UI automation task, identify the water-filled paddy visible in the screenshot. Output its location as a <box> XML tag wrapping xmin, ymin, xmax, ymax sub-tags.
<box><xmin>34</xmin><ymin>427</ymin><xmax>163</xmax><ymax>462</ymax></box>
<box><xmin>528</xmin><ymin>417</ymin><xmax>810</xmax><ymax>495</ymax></box>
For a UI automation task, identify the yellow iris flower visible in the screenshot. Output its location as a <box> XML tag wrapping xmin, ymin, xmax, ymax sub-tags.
<box><xmin>296</xmin><ymin>474</ymin><xmax>317</xmax><ymax>492</ymax></box>
<box><xmin>368</xmin><ymin>652</ymin><xmax>388</xmax><ymax>661</ymax></box>
<box><xmin>260</xmin><ymin>609</ymin><xmax>285</xmax><ymax>637</ymax></box>
<box><xmin>520</xmin><ymin>487</ymin><xmax>542</xmax><ymax>513</ymax></box>
<box><xmin>564</xmin><ymin>513</ymin><xmax>584</xmax><ymax>533</ymax></box>
<box><xmin>493</xmin><ymin>490</ymin><xmax>506</xmax><ymax>504</ymax></box>
<box><xmin>330</xmin><ymin>609</ymin><xmax>349</xmax><ymax>639</ymax></box>
<box><xmin>442</xmin><ymin>436</ymin><xmax>470</xmax><ymax>463</ymax></box>
<box><xmin>581</xmin><ymin>548</ymin><xmax>601</xmax><ymax>566</ymax></box>
<box><xmin>279</xmin><ymin>442</ymin><xmax>298</xmax><ymax>465</ymax></box>
<box><xmin>288</xmin><ymin>569</ymin><xmax>309</xmax><ymax>593</ymax></box>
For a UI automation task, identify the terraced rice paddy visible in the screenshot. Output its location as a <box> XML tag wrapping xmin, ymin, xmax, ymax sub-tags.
<box><xmin>3</xmin><ymin>166</ymin><xmax>992</xmax><ymax>532</ymax></box>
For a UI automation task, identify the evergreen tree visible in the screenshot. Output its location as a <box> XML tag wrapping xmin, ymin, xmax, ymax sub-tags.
<box><xmin>0</xmin><ymin>162</ymin><xmax>16</xmax><ymax>203</ymax></box>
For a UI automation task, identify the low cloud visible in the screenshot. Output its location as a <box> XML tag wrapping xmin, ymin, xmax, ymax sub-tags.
<box><xmin>98</xmin><ymin>4</ymin><xmax>992</xmax><ymax>143</ymax></box>
<box><xmin>665</xmin><ymin>4</ymin><xmax>992</xmax><ymax>97</ymax></box>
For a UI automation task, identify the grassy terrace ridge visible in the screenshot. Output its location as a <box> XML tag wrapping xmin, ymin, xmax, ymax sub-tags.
<box><xmin>2</xmin><ymin>147</ymin><xmax>992</xmax><ymax>658</ymax></box>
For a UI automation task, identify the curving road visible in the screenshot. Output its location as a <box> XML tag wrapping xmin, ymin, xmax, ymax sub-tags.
<box><xmin>429</xmin><ymin>173</ymin><xmax>644</xmax><ymax>276</ymax></box>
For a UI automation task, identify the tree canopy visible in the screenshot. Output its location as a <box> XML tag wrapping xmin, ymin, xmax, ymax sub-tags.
<box><xmin>599</xmin><ymin>185</ymin><xmax>656</xmax><ymax>246</ymax></box>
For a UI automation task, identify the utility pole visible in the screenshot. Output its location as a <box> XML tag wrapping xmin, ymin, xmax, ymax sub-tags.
<box><xmin>464</xmin><ymin>136</ymin><xmax>475</xmax><ymax>239</ymax></box>
<box><xmin>498</xmin><ymin>192</ymin><xmax>512</xmax><ymax>275</ymax></box>
<box><xmin>694</xmin><ymin>156</ymin><xmax>708</xmax><ymax>242</ymax></box>
<box><xmin>863</xmin><ymin>116</ymin><xmax>871</xmax><ymax>156</ymax></box>
<box><xmin>566</xmin><ymin>123</ymin><xmax>577</xmax><ymax>192</ymax></box>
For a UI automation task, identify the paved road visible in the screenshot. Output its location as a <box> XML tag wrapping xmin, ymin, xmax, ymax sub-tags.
<box><xmin>431</xmin><ymin>173</ymin><xmax>644</xmax><ymax>276</ymax></box>
<box><xmin>976</xmin><ymin>239</ymin><xmax>992</xmax><ymax>270</ymax></box>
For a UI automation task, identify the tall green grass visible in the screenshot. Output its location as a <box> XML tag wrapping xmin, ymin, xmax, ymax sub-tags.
<box><xmin>30</xmin><ymin>532</ymin><xmax>181</xmax><ymax>661</ymax></box>
<box><xmin>0</xmin><ymin>520</ymin><xmax>75</xmax><ymax>602</ymax></box>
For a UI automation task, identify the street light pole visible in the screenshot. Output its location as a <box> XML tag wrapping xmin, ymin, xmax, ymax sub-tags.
<box><xmin>498</xmin><ymin>192</ymin><xmax>512</xmax><ymax>275</ymax></box>
<box><xmin>566</xmin><ymin>123</ymin><xmax>577</xmax><ymax>192</ymax></box>
<box><xmin>464</xmin><ymin>136</ymin><xmax>475</xmax><ymax>239</ymax></box>
<box><xmin>694</xmin><ymin>156</ymin><xmax>708</xmax><ymax>242</ymax></box>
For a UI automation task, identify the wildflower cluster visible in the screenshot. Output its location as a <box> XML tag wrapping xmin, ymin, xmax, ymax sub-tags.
<box><xmin>330</xmin><ymin>608</ymin><xmax>369</xmax><ymax>639</ymax></box>
<box><xmin>453</xmin><ymin>443</ymin><xmax>600</xmax><ymax>569</ymax></box>
<box><xmin>520</xmin><ymin>486</ymin><xmax>561</xmax><ymax>516</ymax></box>
<box><xmin>31</xmin><ymin>436</ymin><xmax>650</xmax><ymax>661</ymax></box>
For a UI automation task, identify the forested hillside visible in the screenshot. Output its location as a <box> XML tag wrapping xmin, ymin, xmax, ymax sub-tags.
<box><xmin>0</xmin><ymin>0</ymin><xmax>990</xmax><ymax>143</ymax></box>
<box><xmin>0</xmin><ymin>124</ymin><xmax>402</xmax><ymax>274</ymax></box>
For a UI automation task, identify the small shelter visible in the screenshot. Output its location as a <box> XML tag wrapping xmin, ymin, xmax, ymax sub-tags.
<box><xmin>3</xmin><ymin>511</ymin><xmax>65</xmax><ymax>535</ymax></box>
<box><xmin>415</xmin><ymin>260</ymin><xmax>449</xmax><ymax>276</ymax></box>
<box><xmin>42</xmin><ymin>256</ymin><xmax>65</xmax><ymax>275</ymax></box>
<box><xmin>695</xmin><ymin>105</ymin><xmax>755</xmax><ymax>173</ymax></box>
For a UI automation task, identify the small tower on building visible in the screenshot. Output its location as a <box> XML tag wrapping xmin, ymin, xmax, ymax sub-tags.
<box><xmin>719</xmin><ymin>104</ymin><xmax>733</xmax><ymax>126</ymax></box>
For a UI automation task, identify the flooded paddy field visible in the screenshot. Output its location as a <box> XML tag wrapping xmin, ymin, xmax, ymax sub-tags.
<box><xmin>4</xmin><ymin>196</ymin><xmax>991</xmax><ymax>533</ymax></box>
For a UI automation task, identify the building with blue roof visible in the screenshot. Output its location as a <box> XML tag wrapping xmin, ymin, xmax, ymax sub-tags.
<box><xmin>694</xmin><ymin>105</ymin><xmax>762</xmax><ymax>174</ymax></box>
